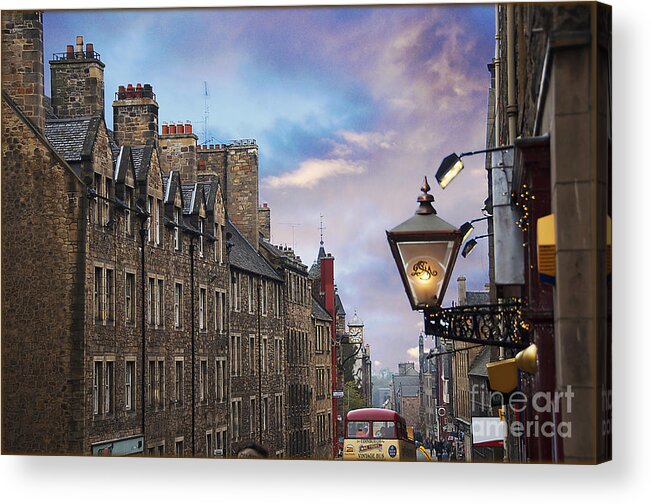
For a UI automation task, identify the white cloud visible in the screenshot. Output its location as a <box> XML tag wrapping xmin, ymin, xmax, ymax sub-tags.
<box><xmin>263</xmin><ymin>158</ymin><xmax>366</xmax><ymax>189</ymax></box>
<box><xmin>374</xmin><ymin>360</ymin><xmax>382</xmax><ymax>368</ymax></box>
<box><xmin>337</xmin><ymin>130</ymin><xmax>397</xmax><ymax>151</ymax></box>
<box><xmin>406</xmin><ymin>346</ymin><xmax>420</xmax><ymax>360</ymax></box>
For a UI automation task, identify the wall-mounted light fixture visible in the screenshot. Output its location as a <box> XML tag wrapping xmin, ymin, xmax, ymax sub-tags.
<box><xmin>435</xmin><ymin>145</ymin><xmax>513</xmax><ymax>189</ymax></box>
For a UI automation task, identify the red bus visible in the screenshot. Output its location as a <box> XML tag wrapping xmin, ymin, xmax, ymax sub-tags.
<box><xmin>343</xmin><ymin>408</ymin><xmax>416</xmax><ymax>461</ymax></box>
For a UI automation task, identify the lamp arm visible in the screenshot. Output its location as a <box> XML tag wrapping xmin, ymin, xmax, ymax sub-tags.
<box><xmin>459</xmin><ymin>144</ymin><xmax>513</xmax><ymax>159</ymax></box>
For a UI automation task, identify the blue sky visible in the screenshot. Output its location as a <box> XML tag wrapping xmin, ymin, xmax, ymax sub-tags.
<box><xmin>43</xmin><ymin>5</ymin><xmax>495</xmax><ymax>372</ymax></box>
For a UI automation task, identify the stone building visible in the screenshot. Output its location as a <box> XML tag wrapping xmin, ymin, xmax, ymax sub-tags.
<box><xmin>485</xmin><ymin>3</ymin><xmax>611</xmax><ymax>463</ymax></box>
<box><xmin>451</xmin><ymin>276</ymin><xmax>490</xmax><ymax>461</ymax></box>
<box><xmin>1</xmin><ymin>10</ymin><xmax>353</xmax><ymax>460</ymax></box>
<box><xmin>390</xmin><ymin>363</ymin><xmax>420</xmax><ymax>433</ymax></box>
<box><xmin>2</xmin><ymin>13</ymin><xmax>230</xmax><ymax>456</ymax></box>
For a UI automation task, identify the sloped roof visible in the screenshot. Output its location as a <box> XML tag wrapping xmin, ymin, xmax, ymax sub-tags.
<box><xmin>335</xmin><ymin>292</ymin><xmax>346</xmax><ymax>316</ymax></box>
<box><xmin>397</xmin><ymin>384</ymin><xmax>420</xmax><ymax>397</ymax></box>
<box><xmin>44</xmin><ymin>117</ymin><xmax>94</xmax><ymax>162</ymax></box>
<box><xmin>468</xmin><ymin>346</ymin><xmax>491</xmax><ymax>378</ymax></box>
<box><xmin>312</xmin><ymin>297</ymin><xmax>332</xmax><ymax>322</ymax></box>
<box><xmin>308</xmin><ymin>245</ymin><xmax>327</xmax><ymax>279</ymax></box>
<box><xmin>226</xmin><ymin>221</ymin><xmax>282</xmax><ymax>281</ymax></box>
<box><xmin>467</xmin><ymin>291</ymin><xmax>490</xmax><ymax>305</ymax></box>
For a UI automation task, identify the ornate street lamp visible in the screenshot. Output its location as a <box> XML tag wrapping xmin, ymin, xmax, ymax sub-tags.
<box><xmin>386</xmin><ymin>177</ymin><xmax>462</xmax><ymax>311</ymax></box>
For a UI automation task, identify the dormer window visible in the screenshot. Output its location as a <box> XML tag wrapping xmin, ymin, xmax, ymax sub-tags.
<box><xmin>199</xmin><ymin>217</ymin><xmax>205</xmax><ymax>257</ymax></box>
<box><xmin>124</xmin><ymin>187</ymin><xmax>133</xmax><ymax>237</ymax></box>
<box><xmin>93</xmin><ymin>173</ymin><xmax>102</xmax><ymax>225</ymax></box>
<box><xmin>147</xmin><ymin>196</ymin><xmax>153</xmax><ymax>243</ymax></box>
<box><xmin>173</xmin><ymin>207</ymin><xmax>182</xmax><ymax>251</ymax></box>
<box><xmin>214</xmin><ymin>222</ymin><xmax>222</xmax><ymax>264</ymax></box>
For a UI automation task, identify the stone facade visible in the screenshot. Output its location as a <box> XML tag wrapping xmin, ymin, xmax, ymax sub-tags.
<box><xmin>112</xmin><ymin>84</ymin><xmax>159</xmax><ymax>147</ymax></box>
<box><xmin>49</xmin><ymin>35</ymin><xmax>105</xmax><ymax>119</ymax></box>
<box><xmin>1</xmin><ymin>10</ymin><xmax>343</xmax><ymax>461</ymax></box>
<box><xmin>1</xmin><ymin>11</ymin><xmax>45</xmax><ymax>130</ymax></box>
<box><xmin>1</xmin><ymin>94</ymin><xmax>87</xmax><ymax>455</ymax></box>
<box><xmin>490</xmin><ymin>3</ymin><xmax>611</xmax><ymax>463</ymax></box>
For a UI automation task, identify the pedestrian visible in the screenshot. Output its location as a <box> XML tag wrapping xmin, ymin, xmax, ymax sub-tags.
<box><xmin>236</xmin><ymin>442</ymin><xmax>269</xmax><ymax>459</ymax></box>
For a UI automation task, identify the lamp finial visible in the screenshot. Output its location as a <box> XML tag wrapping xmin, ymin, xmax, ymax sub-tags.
<box><xmin>416</xmin><ymin>176</ymin><xmax>436</xmax><ymax>215</ymax></box>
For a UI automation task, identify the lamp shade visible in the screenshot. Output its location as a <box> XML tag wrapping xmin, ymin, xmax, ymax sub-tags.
<box><xmin>435</xmin><ymin>153</ymin><xmax>464</xmax><ymax>189</ymax></box>
<box><xmin>386</xmin><ymin>178</ymin><xmax>462</xmax><ymax>311</ymax></box>
<box><xmin>460</xmin><ymin>222</ymin><xmax>474</xmax><ymax>243</ymax></box>
<box><xmin>461</xmin><ymin>239</ymin><xmax>478</xmax><ymax>258</ymax></box>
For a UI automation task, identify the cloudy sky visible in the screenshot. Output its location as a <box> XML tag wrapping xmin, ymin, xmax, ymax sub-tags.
<box><xmin>44</xmin><ymin>5</ymin><xmax>495</xmax><ymax>373</ymax></box>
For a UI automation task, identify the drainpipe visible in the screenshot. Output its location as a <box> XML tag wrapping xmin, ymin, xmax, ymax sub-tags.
<box><xmin>494</xmin><ymin>4</ymin><xmax>501</xmax><ymax>146</ymax></box>
<box><xmin>506</xmin><ymin>3</ymin><xmax>518</xmax><ymax>144</ymax></box>
<box><xmin>139</xmin><ymin>218</ymin><xmax>148</xmax><ymax>444</ymax></box>
<box><xmin>257</xmin><ymin>277</ymin><xmax>263</xmax><ymax>445</ymax></box>
<box><xmin>190</xmin><ymin>237</ymin><xmax>196</xmax><ymax>456</ymax></box>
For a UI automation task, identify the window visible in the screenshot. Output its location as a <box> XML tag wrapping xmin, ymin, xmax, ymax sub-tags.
<box><xmin>147</xmin><ymin>195</ymin><xmax>154</xmax><ymax>243</ymax></box>
<box><xmin>94</xmin><ymin>267</ymin><xmax>103</xmax><ymax>321</ymax></box>
<box><xmin>173</xmin><ymin>207</ymin><xmax>182</xmax><ymax>251</ymax></box>
<box><xmin>125</xmin><ymin>360</ymin><xmax>135</xmax><ymax>411</ymax></box>
<box><xmin>205</xmin><ymin>431</ymin><xmax>213</xmax><ymax>457</ymax></box>
<box><xmin>199</xmin><ymin>287</ymin><xmax>207</xmax><ymax>330</ymax></box>
<box><xmin>215</xmin><ymin>428</ymin><xmax>226</xmax><ymax>456</ymax></box>
<box><xmin>124</xmin><ymin>187</ymin><xmax>133</xmax><ymax>237</ymax></box>
<box><xmin>200</xmin><ymin>358</ymin><xmax>208</xmax><ymax>402</ymax></box>
<box><xmin>155</xmin><ymin>199</ymin><xmax>162</xmax><ymax>245</ymax></box>
<box><xmin>316</xmin><ymin>324</ymin><xmax>324</xmax><ymax>353</ymax></box>
<box><xmin>174</xmin><ymin>358</ymin><xmax>184</xmax><ymax>404</ymax></box>
<box><xmin>248</xmin><ymin>335</ymin><xmax>256</xmax><ymax>375</ymax></box>
<box><xmin>93</xmin><ymin>358</ymin><xmax>114</xmax><ymax>416</ymax></box>
<box><xmin>231</xmin><ymin>272</ymin><xmax>240</xmax><ymax>312</ymax></box>
<box><xmin>157</xmin><ymin>360</ymin><xmax>165</xmax><ymax>409</ymax></box>
<box><xmin>199</xmin><ymin>218</ymin><xmax>205</xmax><ymax>257</ymax></box>
<box><xmin>148</xmin><ymin>358</ymin><xmax>165</xmax><ymax>410</ymax></box>
<box><xmin>275</xmin><ymin>283</ymin><xmax>281</xmax><ymax>317</ymax></box>
<box><xmin>262</xmin><ymin>337</ymin><xmax>268</xmax><ymax>374</ymax></box>
<box><xmin>274</xmin><ymin>338</ymin><xmax>282</xmax><ymax>374</ymax></box>
<box><xmin>93</xmin><ymin>173</ymin><xmax>102</xmax><ymax>224</ymax></box>
<box><xmin>250</xmin><ymin>397</ymin><xmax>256</xmax><ymax>436</ymax></box>
<box><xmin>248</xmin><ymin>276</ymin><xmax>254</xmax><ymax>314</ymax></box>
<box><xmin>215</xmin><ymin>223</ymin><xmax>222</xmax><ymax>263</ymax></box>
<box><xmin>231</xmin><ymin>335</ymin><xmax>241</xmax><ymax>376</ymax></box>
<box><xmin>125</xmin><ymin>272</ymin><xmax>136</xmax><ymax>324</ymax></box>
<box><xmin>105</xmin><ymin>269</ymin><xmax>114</xmax><ymax>322</ymax></box>
<box><xmin>148</xmin><ymin>276</ymin><xmax>164</xmax><ymax>327</ymax></box>
<box><xmin>262</xmin><ymin>396</ymin><xmax>269</xmax><ymax>432</ymax></box>
<box><xmin>215</xmin><ymin>290</ymin><xmax>225</xmax><ymax>333</ymax></box>
<box><xmin>275</xmin><ymin>394</ymin><xmax>283</xmax><ymax>431</ymax></box>
<box><xmin>261</xmin><ymin>280</ymin><xmax>267</xmax><ymax>316</ymax></box>
<box><xmin>175</xmin><ymin>438</ymin><xmax>184</xmax><ymax>457</ymax></box>
<box><xmin>156</xmin><ymin>278</ymin><xmax>164</xmax><ymax>327</ymax></box>
<box><xmin>174</xmin><ymin>282</ymin><xmax>183</xmax><ymax>328</ymax></box>
<box><xmin>95</xmin><ymin>266</ymin><xmax>114</xmax><ymax>324</ymax></box>
<box><xmin>231</xmin><ymin>398</ymin><xmax>242</xmax><ymax>442</ymax></box>
<box><xmin>215</xmin><ymin>358</ymin><xmax>226</xmax><ymax>402</ymax></box>
<box><xmin>93</xmin><ymin>361</ymin><xmax>102</xmax><ymax>414</ymax></box>
<box><xmin>104</xmin><ymin>178</ymin><xmax>111</xmax><ymax>226</ymax></box>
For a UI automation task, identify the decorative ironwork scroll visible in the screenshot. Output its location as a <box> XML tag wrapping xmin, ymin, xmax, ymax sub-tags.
<box><xmin>424</xmin><ymin>302</ymin><xmax>531</xmax><ymax>349</ymax></box>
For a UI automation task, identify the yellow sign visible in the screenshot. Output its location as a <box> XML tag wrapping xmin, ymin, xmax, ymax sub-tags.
<box><xmin>342</xmin><ymin>438</ymin><xmax>415</xmax><ymax>461</ymax></box>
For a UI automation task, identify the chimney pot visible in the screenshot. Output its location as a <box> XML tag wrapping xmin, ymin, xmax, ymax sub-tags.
<box><xmin>169</xmin><ymin>123</ymin><xmax>177</xmax><ymax>134</ymax></box>
<box><xmin>177</xmin><ymin>121</ymin><xmax>184</xmax><ymax>134</ymax></box>
<box><xmin>85</xmin><ymin>42</ymin><xmax>94</xmax><ymax>58</ymax></box>
<box><xmin>185</xmin><ymin>121</ymin><xmax>192</xmax><ymax>134</ymax></box>
<box><xmin>162</xmin><ymin>122</ymin><xmax>169</xmax><ymax>135</ymax></box>
<box><xmin>66</xmin><ymin>45</ymin><xmax>74</xmax><ymax>59</ymax></box>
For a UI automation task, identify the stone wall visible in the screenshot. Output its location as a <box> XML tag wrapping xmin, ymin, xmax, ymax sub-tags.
<box><xmin>159</xmin><ymin>130</ymin><xmax>198</xmax><ymax>182</ymax></box>
<box><xmin>112</xmin><ymin>89</ymin><xmax>159</xmax><ymax>147</ymax></box>
<box><xmin>226</xmin><ymin>144</ymin><xmax>259</xmax><ymax>250</ymax></box>
<box><xmin>1</xmin><ymin>11</ymin><xmax>45</xmax><ymax>131</ymax></box>
<box><xmin>1</xmin><ymin>96</ymin><xmax>86</xmax><ymax>454</ymax></box>
<box><xmin>49</xmin><ymin>37</ymin><xmax>105</xmax><ymax>119</ymax></box>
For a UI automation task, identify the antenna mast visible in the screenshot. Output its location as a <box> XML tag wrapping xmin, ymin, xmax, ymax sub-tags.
<box><xmin>203</xmin><ymin>81</ymin><xmax>209</xmax><ymax>145</ymax></box>
<box><xmin>319</xmin><ymin>213</ymin><xmax>326</xmax><ymax>246</ymax></box>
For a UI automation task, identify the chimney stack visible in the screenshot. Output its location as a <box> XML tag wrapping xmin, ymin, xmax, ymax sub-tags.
<box><xmin>112</xmin><ymin>82</ymin><xmax>159</xmax><ymax>147</ymax></box>
<box><xmin>2</xmin><ymin>12</ymin><xmax>45</xmax><ymax>131</ymax></box>
<box><xmin>49</xmin><ymin>35</ymin><xmax>105</xmax><ymax>119</ymax></box>
<box><xmin>457</xmin><ymin>276</ymin><xmax>467</xmax><ymax>306</ymax></box>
